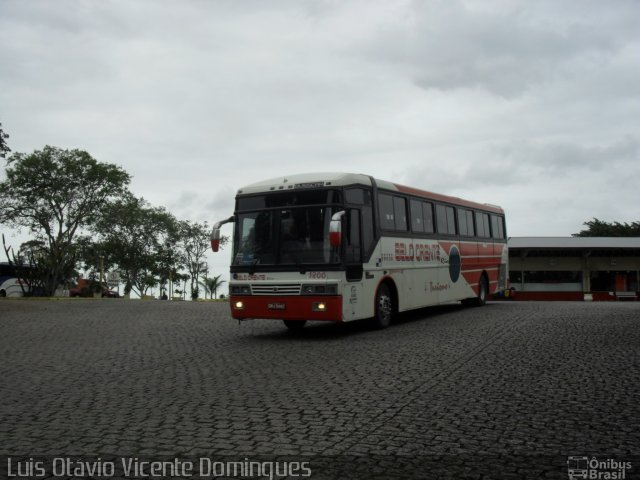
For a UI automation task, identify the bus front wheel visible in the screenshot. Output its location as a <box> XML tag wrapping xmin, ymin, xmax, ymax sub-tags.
<box><xmin>372</xmin><ymin>283</ymin><xmax>393</xmax><ymax>329</ymax></box>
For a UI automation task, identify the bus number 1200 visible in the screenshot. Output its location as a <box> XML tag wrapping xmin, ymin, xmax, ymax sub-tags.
<box><xmin>308</xmin><ymin>272</ymin><xmax>327</xmax><ymax>279</ymax></box>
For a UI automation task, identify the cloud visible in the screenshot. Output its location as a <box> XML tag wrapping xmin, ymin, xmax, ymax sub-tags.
<box><xmin>493</xmin><ymin>135</ymin><xmax>639</xmax><ymax>174</ymax></box>
<box><xmin>397</xmin><ymin>134</ymin><xmax>639</xmax><ymax>236</ymax></box>
<box><xmin>0</xmin><ymin>0</ymin><xmax>638</xmax><ymax>245</ymax></box>
<box><xmin>360</xmin><ymin>0</ymin><xmax>635</xmax><ymax>98</ymax></box>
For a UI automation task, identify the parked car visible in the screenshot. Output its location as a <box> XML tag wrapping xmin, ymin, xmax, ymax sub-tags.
<box><xmin>101</xmin><ymin>287</ymin><xmax>119</xmax><ymax>298</ymax></box>
<box><xmin>69</xmin><ymin>279</ymin><xmax>119</xmax><ymax>298</ymax></box>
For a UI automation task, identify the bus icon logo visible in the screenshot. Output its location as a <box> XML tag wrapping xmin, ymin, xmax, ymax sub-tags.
<box><xmin>567</xmin><ymin>456</ymin><xmax>589</xmax><ymax>479</ymax></box>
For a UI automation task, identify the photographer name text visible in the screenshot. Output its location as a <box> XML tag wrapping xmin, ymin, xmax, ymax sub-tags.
<box><xmin>6</xmin><ymin>457</ymin><xmax>312</xmax><ymax>479</ymax></box>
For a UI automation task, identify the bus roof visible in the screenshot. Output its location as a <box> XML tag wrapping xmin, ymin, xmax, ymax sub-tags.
<box><xmin>236</xmin><ymin>172</ymin><xmax>503</xmax><ymax>214</ymax></box>
<box><xmin>236</xmin><ymin>172</ymin><xmax>372</xmax><ymax>194</ymax></box>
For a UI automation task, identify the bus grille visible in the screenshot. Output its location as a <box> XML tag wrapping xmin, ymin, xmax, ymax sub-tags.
<box><xmin>251</xmin><ymin>284</ymin><xmax>301</xmax><ymax>296</ymax></box>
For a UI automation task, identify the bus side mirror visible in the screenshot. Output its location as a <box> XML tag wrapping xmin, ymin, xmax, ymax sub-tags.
<box><xmin>211</xmin><ymin>228</ymin><xmax>222</xmax><ymax>252</ymax></box>
<box><xmin>210</xmin><ymin>216</ymin><xmax>234</xmax><ymax>253</ymax></box>
<box><xmin>329</xmin><ymin>211</ymin><xmax>346</xmax><ymax>248</ymax></box>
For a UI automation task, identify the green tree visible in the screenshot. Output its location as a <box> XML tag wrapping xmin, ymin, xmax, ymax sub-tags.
<box><xmin>172</xmin><ymin>272</ymin><xmax>190</xmax><ymax>300</ymax></box>
<box><xmin>200</xmin><ymin>274</ymin><xmax>226</xmax><ymax>300</ymax></box>
<box><xmin>74</xmin><ymin>234</ymin><xmax>127</xmax><ymax>295</ymax></box>
<box><xmin>0</xmin><ymin>146</ymin><xmax>130</xmax><ymax>295</ymax></box>
<box><xmin>156</xmin><ymin>225</ymin><xmax>183</xmax><ymax>299</ymax></box>
<box><xmin>0</xmin><ymin>122</ymin><xmax>9</xmax><ymax>159</ymax></box>
<box><xmin>94</xmin><ymin>195</ymin><xmax>179</xmax><ymax>297</ymax></box>
<box><xmin>178</xmin><ymin>220</ymin><xmax>211</xmax><ymax>300</ymax></box>
<box><xmin>573</xmin><ymin>218</ymin><xmax>640</xmax><ymax>237</ymax></box>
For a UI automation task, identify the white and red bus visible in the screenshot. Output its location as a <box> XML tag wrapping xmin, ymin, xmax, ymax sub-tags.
<box><xmin>211</xmin><ymin>173</ymin><xmax>507</xmax><ymax>329</ymax></box>
<box><xmin>0</xmin><ymin>262</ymin><xmax>31</xmax><ymax>297</ymax></box>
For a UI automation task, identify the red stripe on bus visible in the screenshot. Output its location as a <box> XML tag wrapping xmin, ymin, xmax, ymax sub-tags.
<box><xmin>229</xmin><ymin>295</ymin><xmax>343</xmax><ymax>322</ymax></box>
<box><xmin>462</xmin><ymin>268</ymin><xmax>501</xmax><ymax>296</ymax></box>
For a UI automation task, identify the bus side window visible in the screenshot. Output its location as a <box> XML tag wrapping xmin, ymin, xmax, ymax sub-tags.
<box><xmin>436</xmin><ymin>204</ymin><xmax>456</xmax><ymax>235</ymax></box>
<box><xmin>436</xmin><ymin>204</ymin><xmax>447</xmax><ymax>234</ymax></box>
<box><xmin>409</xmin><ymin>199</ymin><xmax>435</xmax><ymax>234</ymax></box>
<box><xmin>491</xmin><ymin>214</ymin><xmax>505</xmax><ymax>239</ymax></box>
<box><xmin>458</xmin><ymin>209</ymin><xmax>468</xmax><ymax>236</ymax></box>
<box><xmin>446</xmin><ymin>206</ymin><xmax>456</xmax><ymax>235</ymax></box>
<box><xmin>410</xmin><ymin>199</ymin><xmax>424</xmax><ymax>233</ymax></box>
<box><xmin>466</xmin><ymin>210</ymin><xmax>475</xmax><ymax>237</ymax></box>
<box><xmin>423</xmin><ymin>202</ymin><xmax>434</xmax><ymax>233</ymax></box>
<box><xmin>458</xmin><ymin>209</ymin><xmax>475</xmax><ymax>237</ymax></box>
<box><xmin>393</xmin><ymin>196</ymin><xmax>408</xmax><ymax>231</ymax></box>
<box><xmin>475</xmin><ymin>212</ymin><xmax>484</xmax><ymax>237</ymax></box>
<box><xmin>475</xmin><ymin>212</ymin><xmax>490</xmax><ymax>238</ymax></box>
<box><xmin>378</xmin><ymin>193</ymin><xmax>407</xmax><ymax>232</ymax></box>
<box><xmin>378</xmin><ymin>194</ymin><xmax>395</xmax><ymax>230</ymax></box>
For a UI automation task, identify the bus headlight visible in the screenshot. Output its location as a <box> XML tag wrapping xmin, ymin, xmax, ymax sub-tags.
<box><xmin>234</xmin><ymin>301</ymin><xmax>245</xmax><ymax>310</ymax></box>
<box><xmin>312</xmin><ymin>302</ymin><xmax>327</xmax><ymax>312</ymax></box>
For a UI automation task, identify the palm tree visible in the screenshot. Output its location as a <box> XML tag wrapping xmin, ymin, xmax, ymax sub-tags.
<box><xmin>199</xmin><ymin>274</ymin><xmax>226</xmax><ymax>300</ymax></box>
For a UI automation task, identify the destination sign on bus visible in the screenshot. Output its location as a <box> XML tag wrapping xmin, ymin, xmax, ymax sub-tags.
<box><xmin>394</xmin><ymin>242</ymin><xmax>444</xmax><ymax>263</ymax></box>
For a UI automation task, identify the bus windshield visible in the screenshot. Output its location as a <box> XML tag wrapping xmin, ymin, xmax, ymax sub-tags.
<box><xmin>233</xmin><ymin>206</ymin><xmax>342</xmax><ymax>267</ymax></box>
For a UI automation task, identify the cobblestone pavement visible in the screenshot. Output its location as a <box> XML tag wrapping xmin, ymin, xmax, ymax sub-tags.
<box><xmin>1</xmin><ymin>299</ymin><xmax>639</xmax><ymax>479</ymax></box>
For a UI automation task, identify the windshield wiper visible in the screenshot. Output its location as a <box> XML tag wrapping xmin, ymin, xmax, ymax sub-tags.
<box><xmin>297</xmin><ymin>260</ymin><xmax>307</xmax><ymax>275</ymax></box>
<box><xmin>291</xmin><ymin>254</ymin><xmax>306</xmax><ymax>275</ymax></box>
<box><xmin>248</xmin><ymin>258</ymin><xmax>259</xmax><ymax>275</ymax></box>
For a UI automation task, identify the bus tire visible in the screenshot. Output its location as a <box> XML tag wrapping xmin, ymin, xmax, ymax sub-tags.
<box><xmin>475</xmin><ymin>274</ymin><xmax>488</xmax><ymax>306</ymax></box>
<box><xmin>372</xmin><ymin>283</ymin><xmax>393</xmax><ymax>329</ymax></box>
<box><xmin>283</xmin><ymin>320</ymin><xmax>306</xmax><ymax>330</ymax></box>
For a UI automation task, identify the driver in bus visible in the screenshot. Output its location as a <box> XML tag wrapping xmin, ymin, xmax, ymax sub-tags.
<box><xmin>281</xmin><ymin>216</ymin><xmax>309</xmax><ymax>261</ymax></box>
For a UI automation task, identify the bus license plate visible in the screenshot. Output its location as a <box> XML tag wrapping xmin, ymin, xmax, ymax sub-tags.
<box><xmin>268</xmin><ymin>303</ymin><xmax>286</xmax><ymax>310</ymax></box>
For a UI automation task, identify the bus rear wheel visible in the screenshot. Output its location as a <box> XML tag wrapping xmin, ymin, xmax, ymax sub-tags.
<box><xmin>476</xmin><ymin>275</ymin><xmax>488</xmax><ymax>306</ymax></box>
<box><xmin>372</xmin><ymin>283</ymin><xmax>393</xmax><ymax>329</ymax></box>
<box><xmin>462</xmin><ymin>274</ymin><xmax>489</xmax><ymax>307</ymax></box>
<box><xmin>283</xmin><ymin>320</ymin><xmax>307</xmax><ymax>330</ymax></box>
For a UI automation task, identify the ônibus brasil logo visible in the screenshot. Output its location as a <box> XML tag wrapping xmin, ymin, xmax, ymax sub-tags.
<box><xmin>567</xmin><ymin>456</ymin><xmax>632</xmax><ymax>479</ymax></box>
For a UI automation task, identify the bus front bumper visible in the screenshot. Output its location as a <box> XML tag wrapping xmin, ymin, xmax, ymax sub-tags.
<box><xmin>229</xmin><ymin>295</ymin><xmax>343</xmax><ymax>322</ymax></box>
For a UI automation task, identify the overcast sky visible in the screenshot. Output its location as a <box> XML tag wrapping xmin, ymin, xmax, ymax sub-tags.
<box><xmin>1</xmin><ymin>0</ymin><xmax>639</xmax><ymax>283</ymax></box>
